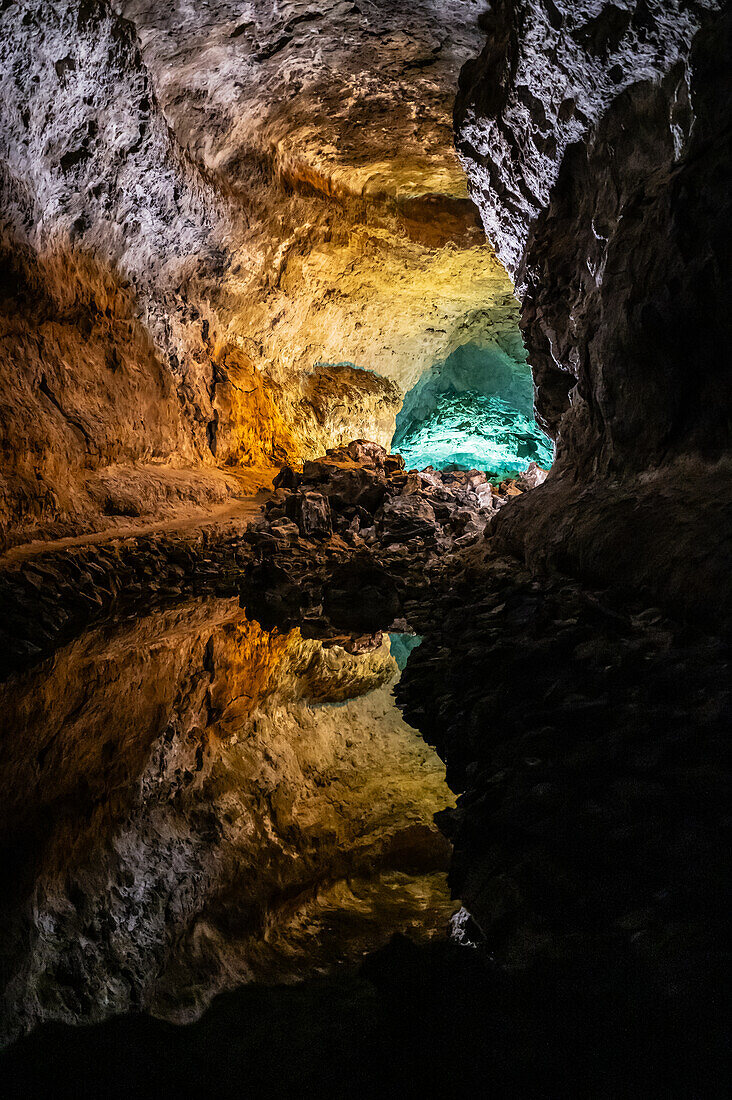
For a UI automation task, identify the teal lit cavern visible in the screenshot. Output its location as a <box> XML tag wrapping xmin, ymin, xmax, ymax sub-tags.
<box><xmin>391</xmin><ymin>341</ymin><xmax>553</xmax><ymax>480</ymax></box>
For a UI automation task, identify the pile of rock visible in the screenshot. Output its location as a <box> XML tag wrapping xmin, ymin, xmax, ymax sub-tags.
<box><xmin>246</xmin><ymin>440</ymin><xmax>547</xmax><ymax>561</ymax></box>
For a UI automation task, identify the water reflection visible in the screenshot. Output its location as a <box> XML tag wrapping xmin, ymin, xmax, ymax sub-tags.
<box><xmin>0</xmin><ymin>600</ymin><xmax>455</xmax><ymax>1045</ymax></box>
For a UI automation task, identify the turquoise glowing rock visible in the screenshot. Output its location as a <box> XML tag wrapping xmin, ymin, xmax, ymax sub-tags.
<box><xmin>391</xmin><ymin>389</ymin><xmax>553</xmax><ymax>480</ymax></box>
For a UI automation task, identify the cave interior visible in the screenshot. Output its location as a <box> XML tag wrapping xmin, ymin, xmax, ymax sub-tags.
<box><xmin>392</xmin><ymin>340</ymin><xmax>553</xmax><ymax>477</ymax></box>
<box><xmin>0</xmin><ymin>1</ymin><xmax>730</xmax><ymax>1096</ymax></box>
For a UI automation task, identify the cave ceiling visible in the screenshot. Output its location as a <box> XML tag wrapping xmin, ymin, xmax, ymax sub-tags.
<box><xmin>0</xmin><ymin>0</ymin><xmax>524</xmax><ymax>546</ymax></box>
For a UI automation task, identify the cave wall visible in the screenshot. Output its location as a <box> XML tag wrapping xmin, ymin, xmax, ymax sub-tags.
<box><xmin>0</xmin><ymin>600</ymin><xmax>453</xmax><ymax>1042</ymax></box>
<box><xmin>456</xmin><ymin>1</ymin><xmax>732</xmax><ymax>618</ymax></box>
<box><xmin>0</xmin><ymin>0</ymin><xmax>523</xmax><ymax>549</ymax></box>
<box><xmin>393</xmin><ymin>336</ymin><xmax>536</xmax><ymax>442</ymax></box>
<box><xmin>0</xmin><ymin>0</ymin><xmax>231</xmax><ymax>542</ymax></box>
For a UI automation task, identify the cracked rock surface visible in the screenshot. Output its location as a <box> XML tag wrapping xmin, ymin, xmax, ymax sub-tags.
<box><xmin>0</xmin><ymin>0</ymin><xmax>523</xmax><ymax>549</ymax></box>
<box><xmin>456</xmin><ymin>1</ymin><xmax>732</xmax><ymax>619</ymax></box>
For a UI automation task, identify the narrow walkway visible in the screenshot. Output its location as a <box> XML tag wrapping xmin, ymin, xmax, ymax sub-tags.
<box><xmin>1</xmin><ymin>496</ymin><xmax>269</xmax><ymax>567</ymax></box>
<box><xmin>0</xmin><ymin>464</ymin><xmax>277</xmax><ymax>567</ymax></box>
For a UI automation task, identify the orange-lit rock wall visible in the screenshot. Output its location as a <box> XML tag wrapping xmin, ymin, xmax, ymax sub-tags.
<box><xmin>0</xmin><ymin>599</ymin><xmax>454</xmax><ymax>1041</ymax></box>
<box><xmin>0</xmin><ymin>0</ymin><xmax>519</xmax><ymax>547</ymax></box>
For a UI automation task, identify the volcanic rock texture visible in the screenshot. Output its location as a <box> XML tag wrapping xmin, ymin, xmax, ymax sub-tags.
<box><xmin>456</xmin><ymin>0</ymin><xmax>732</xmax><ymax>619</ymax></box>
<box><xmin>0</xmin><ymin>0</ymin><xmax>522</xmax><ymax>549</ymax></box>
<box><xmin>0</xmin><ymin>600</ymin><xmax>454</xmax><ymax>1044</ymax></box>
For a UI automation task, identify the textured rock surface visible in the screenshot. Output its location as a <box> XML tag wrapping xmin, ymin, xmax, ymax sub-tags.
<box><xmin>456</xmin><ymin>0</ymin><xmax>720</xmax><ymax>284</ymax></box>
<box><xmin>398</xmin><ymin>563</ymin><xmax>730</xmax><ymax>971</ymax></box>
<box><xmin>0</xmin><ymin>600</ymin><xmax>454</xmax><ymax>1043</ymax></box>
<box><xmin>0</xmin><ymin>0</ymin><xmax>522</xmax><ymax>548</ymax></box>
<box><xmin>0</xmin><ymin>437</ymin><xmax>551</xmax><ymax>680</ymax></box>
<box><xmin>0</xmin><ymin>0</ymin><xmax>233</xmax><ymax>544</ymax></box>
<box><xmin>243</xmin><ymin>441</ymin><xmax>538</xmax><ymax>603</ymax></box>
<box><xmin>456</xmin><ymin>0</ymin><xmax>732</xmax><ymax>617</ymax></box>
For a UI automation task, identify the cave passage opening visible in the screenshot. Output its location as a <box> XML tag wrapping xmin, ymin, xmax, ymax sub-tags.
<box><xmin>391</xmin><ymin>341</ymin><xmax>553</xmax><ymax>481</ymax></box>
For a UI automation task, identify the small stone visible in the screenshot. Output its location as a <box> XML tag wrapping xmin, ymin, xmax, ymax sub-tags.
<box><xmin>516</xmin><ymin>462</ymin><xmax>549</xmax><ymax>491</ymax></box>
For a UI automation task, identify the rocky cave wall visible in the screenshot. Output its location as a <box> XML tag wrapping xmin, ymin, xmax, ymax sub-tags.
<box><xmin>456</xmin><ymin>0</ymin><xmax>732</xmax><ymax>619</ymax></box>
<box><xmin>394</xmin><ymin>337</ymin><xmax>535</xmax><ymax>440</ymax></box>
<box><xmin>0</xmin><ymin>600</ymin><xmax>453</xmax><ymax>1043</ymax></box>
<box><xmin>0</xmin><ymin>0</ymin><xmax>525</xmax><ymax>549</ymax></box>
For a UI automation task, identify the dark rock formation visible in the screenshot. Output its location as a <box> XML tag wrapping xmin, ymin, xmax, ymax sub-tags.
<box><xmin>398</xmin><ymin>564</ymin><xmax>731</xmax><ymax>971</ymax></box>
<box><xmin>0</xmin><ymin>441</ymin><xmax>547</xmax><ymax>680</ymax></box>
<box><xmin>240</xmin><ymin>441</ymin><xmax>549</xmax><ymax>635</ymax></box>
<box><xmin>285</xmin><ymin>491</ymin><xmax>333</xmax><ymax>540</ymax></box>
<box><xmin>456</xmin><ymin>1</ymin><xmax>732</xmax><ymax>621</ymax></box>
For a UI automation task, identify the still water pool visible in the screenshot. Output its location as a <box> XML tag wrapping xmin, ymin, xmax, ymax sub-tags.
<box><xmin>0</xmin><ymin>600</ymin><xmax>455</xmax><ymax>1044</ymax></box>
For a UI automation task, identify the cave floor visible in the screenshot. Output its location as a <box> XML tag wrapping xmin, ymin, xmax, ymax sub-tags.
<box><xmin>0</xmin><ymin>465</ymin><xmax>278</xmax><ymax>563</ymax></box>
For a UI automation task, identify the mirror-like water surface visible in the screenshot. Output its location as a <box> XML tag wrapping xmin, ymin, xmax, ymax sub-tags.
<box><xmin>0</xmin><ymin>599</ymin><xmax>456</xmax><ymax>1046</ymax></box>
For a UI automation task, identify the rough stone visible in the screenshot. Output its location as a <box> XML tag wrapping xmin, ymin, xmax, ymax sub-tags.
<box><xmin>456</xmin><ymin>0</ymin><xmax>732</xmax><ymax>622</ymax></box>
<box><xmin>285</xmin><ymin>491</ymin><xmax>333</xmax><ymax>540</ymax></box>
<box><xmin>376</xmin><ymin>497</ymin><xmax>438</xmax><ymax>545</ymax></box>
<box><xmin>0</xmin><ymin>0</ymin><xmax>522</xmax><ymax>547</ymax></box>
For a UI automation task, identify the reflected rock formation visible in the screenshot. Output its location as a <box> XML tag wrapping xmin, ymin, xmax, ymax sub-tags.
<box><xmin>0</xmin><ymin>601</ymin><xmax>454</xmax><ymax>1044</ymax></box>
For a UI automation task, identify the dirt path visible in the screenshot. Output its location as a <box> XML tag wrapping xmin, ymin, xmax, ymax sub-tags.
<box><xmin>0</xmin><ymin>490</ymin><xmax>272</xmax><ymax>568</ymax></box>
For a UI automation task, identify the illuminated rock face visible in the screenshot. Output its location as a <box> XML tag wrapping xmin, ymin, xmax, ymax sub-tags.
<box><xmin>0</xmin><ymin>600</ymin><xmax>454</xmax><ymax>1042</ymax></box>
<box><xmin>456</xmin><ymin>0</ymin><xmax>732</xmax><ymax>618</ymax></box>
<box><xmin>392</xmin><ymin>342</ymin><xmax>552</xmax><ymax>478</ymax></box>
<box><xmin>0</xmin><ymin>0</ymin><xmax>519</xmax><ymax>548</ymax></box>
<box><xmin>456</xmin><ymin>1</ymin><xmax>720</xmax><ymax>283</ymax></box>
<box><xmin>393</xmin><ymin>391</ymin><xmax>552</xmax><ymax>478</ymax></box>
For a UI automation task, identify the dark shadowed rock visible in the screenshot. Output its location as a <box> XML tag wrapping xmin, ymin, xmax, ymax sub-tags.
<box><xmin>456</xmin><ymin>0</ymin><xmax>732</xmax><ymax>622</ymax></box>
<box><xmin>376</xmin><ymin>496</ymin><xmax>438</xmax><ymax>544</ymax></box>
<box><xmin>273</xmin><ymin>465</ymin><xmax>300</xmax><ymax>491</ymax></box>
<box><xmin>323</xmin><ymin>561</ymin><xmax>401</xmax><ymax>632</ymax></box>
<box><xmin>285</xmin><ymin>491</ymin><xmax>333</xmax><ymax>539</ymax></box>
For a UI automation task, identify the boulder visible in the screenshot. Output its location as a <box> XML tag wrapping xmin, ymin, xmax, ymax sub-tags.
<box><xmin>326</xmin><ymin>467</ymin><xmax>387</xmax><ymax>513</ymax></box>
<box><xmin>268</xmin><ymin>519</ymin><xmax>300</xmax><ymax>540</ymax></box>
<box><xmin>273</xmin><ymin>466</ymin><xmax>300</xmax><ymax>490</ymax></box>
<box><xmin>346</xmin><ymin>440</ymin><xmax>390</xmax><ymax>468</ymax></box>
<box><xmin>376</xmin><ymin>495</ymin><xmax>438</xmax><ymax>544</ymax></box>
<box><xmin>474</xmin><ymin>483</ymin><xmax>494</xmax><ymax>509</ymax></box>
<box><xmin>285</xmin><ymin>492</ymin><xmax>333</xmax><ymax>539</ymax></box>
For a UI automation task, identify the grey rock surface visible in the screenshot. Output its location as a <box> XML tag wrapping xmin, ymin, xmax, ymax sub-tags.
<box><xmin>456</xmin><ymin>0</ymin><xmax>719</xmax><ymax>285</ymax></box>
<box><xmin>456</xmin><ymin>0</ymin><xmax>732</xmax><ymax>618</ymax></box>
